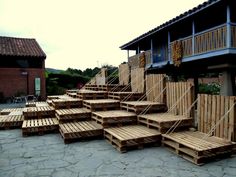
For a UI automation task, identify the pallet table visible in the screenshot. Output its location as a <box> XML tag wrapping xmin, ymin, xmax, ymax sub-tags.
<box><xmin>83</xmin><ymin>99</ymin><xmax>120</xmax><ymax>111</ymax></box>
<box><xmin>55</xmin><ymin>108</ymin><xmax>91</xmax><ymax>123</ymax></box>
<box><xmin>138</xmin><ymin>113</ymin><xmax>193</xmax><ymax>133</ymax></box>
<box><xmin>59</xmin><ymin>121</ymin><xmax>103</xmax><ymax>144</ymax></box>
<box><xmin>22</xmin><ymin>118</ymin><xmax>59</xmax><ymax>136</ymax></box>
<box><xmin>0</xmin><ymin>115</ymin><xmax>24</xmax><ymax>129</ymax></box>
<box><xmin>104</xmin><ymin>125</ymin><xmax>162</xmax><ymax>152</ymax></box>
<box><xmin>162</xmin><ymin>131</ymin><xmax>236</xmax><ymax>165</ymax></box>
<box><xmin>92</xmin><ymin>110</ymin><xmax>137</xmax><ymax>128</ymax></box>
<box><xmin>120</xmin><ymin>101</ymin><xmax>167</xmax><ymax>114</ymax></box>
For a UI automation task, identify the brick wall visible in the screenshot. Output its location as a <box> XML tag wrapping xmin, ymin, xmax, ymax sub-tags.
<box><xmin>0</xmin><ymin>68</ymin><xmax>46</xmax><ymax>100</ymax></box>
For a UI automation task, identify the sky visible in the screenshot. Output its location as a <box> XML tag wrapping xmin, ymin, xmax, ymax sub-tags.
<box><xmin>0</xmin><ymin>0</ymin><xmax>206</xmax><ymax>71</ymax></box>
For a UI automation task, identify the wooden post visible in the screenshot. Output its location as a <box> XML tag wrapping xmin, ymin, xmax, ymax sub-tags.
<box><xmin>151</xmin><ymin>39</ymin><xmax>153</xmax><ymax>64</ymax></box>
<box><xmin>168</xmin><ymin>31</ymin><xmax>171</xmax><ymax>62</ymax></box>
<box><xmin>192</xmin><ymin>21</ymin><xmax>195</xmax><ymax>55</ymax></box>
<box><xmin>127</xmin><ymin>50</ymin><xmax>129</xmax><ymax>60</ymax></box>
<box><xmin>227</xmin><ymin>5</ymin><xmax>231</xmax><ymax>48</ymax></box>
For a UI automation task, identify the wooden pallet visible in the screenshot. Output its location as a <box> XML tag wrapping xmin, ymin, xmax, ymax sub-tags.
<box><xmin>59</xmin><ymin>121</ymin><xmax>103</xmax><ymax>143</ymax></box>
<box><xmin>138</xmin><ymin>113</ymin><xmax>193</xmax><ymax>133</ymax></box>
<box><xmin>77</xmin><ymin>90</ymin><xmax>108</xmax><ymax>100</ymax></box>
<box><xmin>22</xmin><ymin>118</ymin><xmax>59</xmax><ymax>136</ymax></box>
<box><xmin>162</xmin><ymin>131</ymin><xmax>236</xmax><ymax>165</ymax></box>
<box><xmin>23</xmin><ymin>106</ymin><xmax>55</xmax><ymax>119</ymax></box>
<box><xmin>67</xmin><ymin>92</ymin><xmax>77</xmax><ymax>98</ymax></box>
<box><xmin>104</xmin><ymin>125</ymin><xmax>162</xmax><ymax>152</ymax></box>
<box><xmin>55</xmin><ymin>108</ymin><xmax>91</xmax><ymax>123</ymax></box>
<box><xmin>25</xmin><ymin>101</ymin><xmax>49</xmax><ymax>107</ymax></box>
<box><xmin>85</xmin><ymin>84</ymin><xmax>131</xmax><ymax>92</ymax></box>
<box><xmin>120</xmin><ymin>101</ymin><xmax>167</xmax><ymax>114</ymax></box>
<box><xmin>83</xmin><ymin>99</ymin><xmax>120</xmax><ymax>111</ymax></box>
<box><xmin>52</xmin><ymin>98</ymin><xmax>82</xmax><ymax>109</ymax></box>
<box><xmin>47</xmin><ymin>94</ymin><xmax>72</xmax><ymax>100</ymax></box>
<box><xmin>0</xmin><ymin>108</ymin><xmax>24</xmax><ymax>115</ymax></box>
<box><xmin>92</xmin><ymin>110</ymin><xmax>137</xmax><ymax>128</ymax></box>
<box><xmin>108</xmin><ymin>92</ymin><xmax>145</xmax><ymax>101</ymax></box>
<box><xmin>0</xmin><ymin>115</ymin><xmax>24</xmax><ymax>129</ymax></box>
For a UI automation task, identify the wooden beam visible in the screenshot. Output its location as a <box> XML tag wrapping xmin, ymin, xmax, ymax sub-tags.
<box><xmin>227</xmin><ymin>5</ymin><xmax>231</xmax><ymax>48</ymax></box>
<box><xmin>151</xmin><ymin>39</ymin><xmax>153</xmax><ymax>64</ymax></box>
<box><xmin>192</xmin><ymin>21</ymin><xmax>195</xmax><ymax>55</ymax></box>
<box><xmin>168</xmin><ymin>31</ymin><xmax>171</xmax><ymax>62</ymax></box>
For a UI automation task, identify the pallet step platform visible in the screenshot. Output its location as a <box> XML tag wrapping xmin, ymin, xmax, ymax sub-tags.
<box><xmin>52</xmin><ymin>98</ymin><xmax>82</xmax><ymax>109</ymax></box>
<box><xmin>0</xmin><ymin>108</ymin><xmax>24</xmax><ymax>115</ymax></box>
<box><xmin>22</xmin><ymin>118</ymin><xmax>59</xmax><ymax>136</ymax></box>
<box><xmin>59</xmin><ymin>121</ymin><xmax>103</xmax><ymax>144</ymax></box>
<box><xmin>85</xmin><ymin>84</ymin><xmax>131</xmax><ymax>92</ymax></box>
<box><xmin>0</xmin><ymin>115</ymin><xmax>24</xmax><ymax>129</ymax></box>
<box><xmin>55</xmin><ymin>108</ymin><xmax>91</xmax><ymax>123</ymax></box>
<box><xmin>83</xmin><ymin>99</ymin><xmax>120</xmax><ymax>111</ymax></box>
<box><xmin>138</xmin><ymin>113</ymin><xmax>193</xmax><ymax>133</ymax></box>
<box><xmin>23</xmin><ymin>106</ymin><xmax>55</xmax><ymax>119</ymax></box>
<box><xmin>104</xmin><ymin>125</ymin><xmax>162</xmax><ymax>152</ymax></box>
<box><xmin>67</xmin><ymin>92</ymin><xmax>77</xmax><ymax>98</ymax></box>
<box><xmin>108</xmin><ymin>92</ymin><xmax>145</xmax><ymax>101</ymax></box>
<box><xmin>162</xmin><ymin>131</ymin><xmax>236</xmax><ymax>165</ymax></box>
<box><xmin>92</xmin><ymin>110</ymin><xmax>137</xmax><ymax>128</ymax></box>
<box><xmin>77</xmin><ymin>90</ymin><xmax>108</xmax><ymax>100</ymax></box>
<box><xmin>120</xmin><ymin>101</ymin><xmax>167</xmax><ymax>114</ymax></box>
<box><xmin>26</xmin><ymin>101</ymin><xmax>49</xmax><ymax>107</ymax></box>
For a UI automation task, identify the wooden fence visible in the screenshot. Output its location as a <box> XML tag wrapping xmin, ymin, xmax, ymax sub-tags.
<box><xmin>131</xmin><ymin>68</ymin><xmax>145</xmax><ymax>93</ymax></box>
<box><xmin>146</xmin><ymin>74</ymin><xmax>166</xmax><ymax>103</ymax></box>
<box><xmin>197</xmin><ymin>94</ymin><xmax>236</xmax><ymax>141</ymax></box>
<box><xmin>119</xmin><ymin>63</ymin><xmax>130</xmax><ymax>85</ymax></box>
<box><xmin>166</xmin><ymin>82</ymin><xmax>194</xmax><ymax>118</ymax></box>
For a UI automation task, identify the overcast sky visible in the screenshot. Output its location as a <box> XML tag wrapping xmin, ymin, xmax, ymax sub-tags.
<box><xmin>0</xmin><ymin>0</ymin><xmax>206</xmax><ymax>70</ymax></box>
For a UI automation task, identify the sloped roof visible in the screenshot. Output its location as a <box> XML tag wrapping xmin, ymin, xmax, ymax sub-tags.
<box><xmin>0</xmin><ymin>36</ymin><xmax>46</xmax><ymax>58</ymax></box>
<box><xmin>120</xmin><ymin>0</ymin><xmax>221</xmax><ymax>50</ymax></box>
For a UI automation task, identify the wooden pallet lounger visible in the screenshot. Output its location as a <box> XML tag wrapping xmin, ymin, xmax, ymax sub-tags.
<box><xmin>22</xmin><ymin>118</ymin><xmax>59</xmax><ymax>136</ymax></box>
<box><xmin>138</xmin><ymin>113</ymin><xmax>193</xmax><ymax>133</ymax></box>
<box><xmin>59</xmin><ymin>121</ymin><xmax>103</xmax><ymax>143</ymax></box>
<box><xmin>162</xmin><ymin>131</ymin><xmax>236</xmax><ymax>165</ymax></box>
<box><xmin>92</xmin><ymin>110</ymin><xmax>137</xmax><ymax>127</ymax></box>
<box><xmin>104</xmin><ymin>125</ymin><xmax>162</xmax><ymax>152</ymax></box>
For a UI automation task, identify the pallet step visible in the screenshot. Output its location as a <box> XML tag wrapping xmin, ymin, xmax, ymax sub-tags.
<box><xmin>26</xmin><ymin>101</ymin><xmax>49</xmax><ymax>107</ymax></box>
<box><xmin>0</xmin><ymin>115</ymin><xmax>24</xmax><ymax>129</ymax></box>
<box><xmin>92</xmin><ymin>110</ymin><xmax>137</xmax><ymax>128</ymax></box>
<box><xmin>77</xmin><ymin>90</ymin><xmax>108</xmax><ymax>100</ymax></box>
<box><xmin>83</xmin><ymin>99</ymin><xmax>120</xmax><ymax>111</ymax></box>
<box><xmin>59</xmin><ymin>121</ymin><xmax>103</xmax><ymax>144</ymax></box>
<box><xmin>108</xmin><ymin>92</ymin><xmax>145</xmax><ymax>101</ymax></box>
<box><xmin>52</xmin><ymin>98</ymin><xmax>82</xmax><ymax>109</ymax></box>
<box><xmin>22</xmin><ymin>118</ymin><xmax>59</xmax><ymax>136</ymax></box>
<box><xmin>0</xmin><ymin>108</ymin><xmax>24</xmax><ymax>115</ymax></box>
<box><xmin>162</xmin><ymin>131</ymin><xmax>236</xmax><ymax>165</ymax></box>
<box><xmin>138</xmin><ymin>113</ymin><xmax>193</xmax><ymax>133</ymax></box>
<box><xmin>55</xmin><ymin>108</ymin><xmax>91</xmax><ymax>123</ymax></box>
<box><xmin>104</xmin><ymin>125</ymin><xmax>161</xmax><ymax>153</ymax></box>
<box><xmin>120</xmin><ymin>101</ymin><xmax>167</xmax><ymax>114</ymax></box>
<box><xmin>23</xmin><ymin>106</ymin><xmax>55</xmax><ymax>119</ymax></box>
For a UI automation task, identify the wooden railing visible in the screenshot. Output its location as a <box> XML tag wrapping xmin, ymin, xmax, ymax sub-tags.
<box><xmin>170</xmin><ymin>36</ymin><xmax>192</xmax><ymax>59</ymax></box>
<box><xmin>194</xmin><ymin>25</ymin><xmax>227</xmax><ymax>54</ymax></box>
<box><xmin>128</xmin><ymin>50</ymin><xmax>151</xmax><ymax>69</ymax></box>
<box><xmin>231</xmin><ymin>25</ymin><xmax>236</xmax><ymax>48</ymax></box>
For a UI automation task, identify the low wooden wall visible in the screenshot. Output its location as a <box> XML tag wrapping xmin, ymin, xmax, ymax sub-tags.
<box><xmin>131</xmin><ymin>68</ymin><xmax>145</xmax><ymax>93</ymax></box>
<box><xmin>119</xmin><ymin>63</ymin><xmax>130</xmax><ymax>85</ymax></box>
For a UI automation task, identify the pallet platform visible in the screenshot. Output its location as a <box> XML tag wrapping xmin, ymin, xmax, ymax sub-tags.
<box><xmin>23</xmin><ymin>106</ymin><xmax>55</xmax><ymax>119</ymax></box>
<box><xmin>138</xmin><ymin>113</ymin><xmax>193</xmax><ymax>133</ymax></box>
<box><xmin>67</xmin><ymin>92</ymin><xmax>77</xmax><ymax>98</ymax></box>
<box><xmin>52</xmin><ymin>98</ymin><xmax>82</xmax><ymax>109</ymax></box>
<box><xmin>92</xmin><ymin>110</ymin><xmax>137</xmax><ymax>128</ymax></box>
<box><xmin>59</xmin><ymin>121</ymin><xmax>103</xmax><ymax>143</ymax></box>
<box><xmin>77</xmin><ymin>90</ymin><xmax>108</xmax><ymax>100</ymax></box>
<box><xmin>26</xmin><ymin>101</ymin><xmax>49</xmax><ymax>107</ymax></box>
<box><xmin>120</xmin><ymin>101</ymin><xmax>167</xmax><ymax>114</ymax></box>
<box><xmin>0</xmin><ymin>108</ymin><xmax>24</xmax><ymax>115</ymax></box>
<box><xmin>108</xmin><ymin>92</ymin><xmax>145</xmax><ymax>101</ymax></box>
<box><xmin>162</xmin><ymin>131</ymin><xmax>236</xmax><ymax>165</ymax></box>
<box><xmin>85</xmin><ymin>84</ymin><xmax>131</xmax><ymax>92</ymax></box>
<box><xmin>0</xmin><ymin>115</ymin><xmax>24</xmax><ymax>129</ymax></box>
<box><xmin>104</xmin><ymin>125</ymin><xmax>162</xmax><ymax>152</ymax></box>
<box><xmin>83</xmin><ymin>99</ymin><xmax>120</xmax><ymax>111</ymax></box>
<box><xmin>22</xmin><ymin>118</ymin><xmax>59</xmax><ymax>136</ymax></box>
<box><xmin>55</xmin><ymin>108</ymin><xmax>91</xmax><ymax>123</ymax></box>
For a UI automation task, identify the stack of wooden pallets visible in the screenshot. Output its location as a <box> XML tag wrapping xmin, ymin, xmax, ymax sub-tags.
<box><xmin>108</xmin><ymin>92</ymin><xmax>144</xmax><ymax>101</ymax></box>
<box><xmin>0</xmin><ymin>108</ymin><xmax>24</xmax><ymax>129</ymax></box>
<box><xmin>77</xmin><ymin>90</ymin><xmax>108</xmax><ymax>100</ymax></box>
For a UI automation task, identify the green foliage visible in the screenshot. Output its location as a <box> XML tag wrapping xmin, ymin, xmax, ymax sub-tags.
<box><xmin>199</xmin><ymin>83</ymin><xmax>220</xmax><ymax>95</ymax></box>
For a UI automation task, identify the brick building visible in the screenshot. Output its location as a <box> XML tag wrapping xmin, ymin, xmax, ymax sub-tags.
<box><xmin>0</xmin><ymin>36</ymin><xmax>46</xmax><ymax>101</ymax></box>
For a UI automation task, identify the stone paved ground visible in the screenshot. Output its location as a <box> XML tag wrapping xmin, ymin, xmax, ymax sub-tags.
<box><xmin>0</xmin><ymin>129</ymin><xmax>236</xmax><ymax>177</ymax></box>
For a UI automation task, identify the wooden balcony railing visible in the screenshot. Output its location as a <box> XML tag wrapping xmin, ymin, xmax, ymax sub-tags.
<box><xmin>231</xmin><ymin>25</ymin><xmax>236</xmax><ymax>48</ymax></box>
<box><xmin>170</xmin><ymin>36</ymin><xmax>192</xmax><ymax>59</ymax></box>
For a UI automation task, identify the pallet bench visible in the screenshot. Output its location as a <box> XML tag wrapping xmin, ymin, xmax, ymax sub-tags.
<box><xmin>59</xmin><ymin>121</ymin><xmax>103</xmax><ymax>144</ymax></box>
<box><xmin>52</xmin><ymin>98</ymin><xmax>82</xmax><ymax>109</ymax></box>
<box><xmin>77</xmin><ymin>90</ymin><xmax>108</xmax><ymax>100</ymax></box>
<box><xmin>92</xmin><ymin>110</ymin><xmax>137</xmax><ymax>128</ymax></box>
<box><xmin>104</xmin><ymin>125</ymin><xmax>162</xmax><ymax>152</ymax></box>
<box><xmin>162</xmin><ymin>131</ymin><xmax>236</xmax><ymax>165</ymax></box>
<box><xmin>22</xmin><ymin>118</ymin><xmax>59</xmax><ymax>136</ymax></box>
<box><xmin>83</xmin><ymin>99</ymin><xmax>120</xmax><ymax>111</ymax></box>
<box><xmin>138</xmin><ymin>113</ymin><xmax>193</xmax><ymax>133</ymax></box>
<box><xmin>0</xmin><ymin>115</ymin><xmax>24</xmax><ymax>129</ymax></box>
<box><xmin>120</xmin><ymin>101</ymin><xmax>167</xmax><ymax>114</ymax></box>
<box><xmin>108</xmin><ymin>92</ymin><xmax>145</xmax><ymax>101</ymax></box>
<box><xmin>23</xmin><ymin>106</ymin><xmax>55</xmax><ymax>119</ymax></box>
<box><xmin>55</xmin><ymin>108</ymin><xmax>91</xmax><ymax>123</ymax></box>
